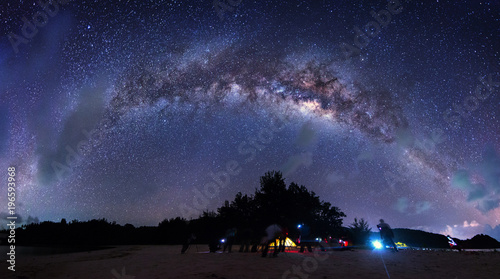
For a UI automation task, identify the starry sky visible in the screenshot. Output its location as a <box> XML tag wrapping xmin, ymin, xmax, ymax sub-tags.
<box><xmin>0</xmin><ymin>0</ymin><xmax>499</xmax><ymax>240</ymax></box>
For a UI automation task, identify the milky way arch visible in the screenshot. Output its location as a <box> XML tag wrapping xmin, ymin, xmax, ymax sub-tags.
<box><xmin>107</xmin><ymin>45</ymin><xmax>408</xmax><ymax>144</ymax></box>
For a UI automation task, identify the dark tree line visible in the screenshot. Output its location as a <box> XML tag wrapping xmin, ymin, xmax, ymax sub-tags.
<box><xmin>3</xmin><ymin>171</ymin><xmax>498</xmax><ymax>249</ymax></box>
<box><xmin>1</xmin><ymin>171</ymin><xmax>347</xmax><ymax>247</ymax></box>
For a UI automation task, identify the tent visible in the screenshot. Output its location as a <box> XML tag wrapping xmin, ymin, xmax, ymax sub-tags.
<box><xmin>269</xmin><ymin>237</ymin><xmax>296</xmax><ymax>247</ymax></box>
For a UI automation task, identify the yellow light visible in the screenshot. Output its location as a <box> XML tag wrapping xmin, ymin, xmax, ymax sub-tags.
<box><xmin>269</xmin><ymin>237</ymin><xmax>297</xmax><ymax>247</ymax></box>
<box><xmin>395</xmin><ymin>242</ymin><xmax>408</xmax><ymax>247</ymax></box>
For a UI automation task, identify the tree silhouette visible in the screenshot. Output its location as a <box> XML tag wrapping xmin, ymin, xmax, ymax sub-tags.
<box><xmin>218</xmin><ymin>171</ymin><xmax>346</xmax><ymax>239</ymax></box>
<box><xmin>158</xmin><ymin>217</ymin><xmax>189</xmax><ymax>244</ymax></box>
<box><xmin>218</xmin><ymin>192</ymin><xmax>256</xmax><ymax>229</ymax></box>
<box><xmin>254</xmin><ymin>171</ymin><xmax>289</xmax><ymax>226</ymax></box>
<box><xmin>348</xmin><ymin>218</ymin><xmax>372</xmax><ymax>246</ymax></box>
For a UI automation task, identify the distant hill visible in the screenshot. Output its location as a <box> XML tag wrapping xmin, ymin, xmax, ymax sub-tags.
<box><xmin>370</xmin><ymin>228</ymin><xmax>500</xmax><ymax>249</ymax></box>
<box><xmin>456</xmin><ymin>234</ymin><xmax>500</xmax><ymax>249</ymax></box>
<box><xmin>392</xmin><ymin>228</ymin><xmax>449</xmax><ymax>249</ymax></box>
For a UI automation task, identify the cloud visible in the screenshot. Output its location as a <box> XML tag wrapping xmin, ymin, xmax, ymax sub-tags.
<box><xmin>463</xmin><ymin>220</ymin><xmax>479</xmax><ymax>227</ymax></box>
<box><xmin>0</xmin><ymin>212</ymin><xmax>40</xmax><ymax>226</ymax></box>
<box><xmin>415</xmin><ymin>201</ymin><xmax>432</xmax><ymax>214</ymax></box>
<box><xmin>325</xmin><ymin>171</ymin><xmax>344</xmax><ymax>184</ymax></box>
<box><xmin>35</xmin><ymin>83</ymin><xmax>107</xmax><ymax>185</ymax></box>
<box><xmin>394</xmin><ymin>197</ymin><xmax>409</xmax><ymax>213</ymax></box>
<box><xmin>0</xmin><ymin>212</ymin><xmax>22</xmax><ymax>224</ymax></box>
<box><xmin>440</xmin><ymin>220</ymin><xmax>484</xmax><ymax>239</ymax></box>
<box><xmin>295</xmin><ymin>122</ymin><xmax>317</xmax><ymax>147</ymax></box>
<box><xmin>451</xmin><ymin>145</ymin><xmax>500</xmax><ymax>213</ymax></box>
<box><xmin>355</xmin><ymin>148</ymin><xmax>375</xmax><ymax>163</ymax></box>
<box><xmin>394</xmin><ymin>198</ymin><xmax>431</xmax><ymax>214</ymax></box>
<box><xmin>395</xmin><ymin>127</ymin><xmax>415</xmax><ymax>149</ymax></box>
<box><xmin>281</xmin><ymin>152</ymin><xmax>313</xmax><ymax>176</ymax></box>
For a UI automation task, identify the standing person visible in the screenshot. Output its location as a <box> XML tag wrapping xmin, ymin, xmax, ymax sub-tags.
<box><xmin>223</xmin><ymin>228</ymin><xmax>237</xmax><ymax>253</ymax></box>
<box><xmin>181</xmin><ymin>233</ymin><xmax>196</xmax><ymax>254</ymax></box>
<box><xmin>261</xmin><ymin>224</ymin><xmax>283</xmax><ymax>257</ymax></box>
<box><xmin>377</xmin><ymin>219</ymin><xmax>398</xmax><ymax>252</ymax></box>
<box><xmin>297</xmin><ymin>224</ymin><xmax>313</xmax><ymax>253</ymax></box>
<box><xmin>238</xmin><ymin>227</ymin><xmax>253</xmax><ymax>253</ymax></box>
<box><xmin>207</xmin><ymin>225</ymin><xmax>221</xmax><ymax>253</ymax></box>
<box><xmin>280</xmin><ymin>226</ymin><xmax>289</xmax><ymax>252</ymax></box>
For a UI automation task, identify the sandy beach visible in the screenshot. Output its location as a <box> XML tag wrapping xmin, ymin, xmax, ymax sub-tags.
<box><xmin>2</xmin><ymin>245</ymin><xmax>500</xmax><ymax>279</ymax></box>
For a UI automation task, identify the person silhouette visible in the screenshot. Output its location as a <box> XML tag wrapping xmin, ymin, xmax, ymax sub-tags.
<box><xmin>238</xmin><ymin>227</ymin><xmax>253</xmax><ymax>252</ymax></box>
<box><xmin>181</xmin><ymin>233</ymin><xmax>196</xmax><ymax>254</ymax></box>
<box><xmin>377</xmin><ymin>219</ymin><xmax>398</xmax><ymax>252</ymax></box>
<box><xmin>223</xmin><ymin>228</ymin><xmax>237</xmax><ymax>253</ymax></box>
<box><xmin>261</xmin><ymin>224</ymin><xmax>283</xmax><ymax>257</ymax></box>
<box><xmin>297</xmin><ymin>224</ymin><xmax>313</xmax><ymax>253</ymax></box>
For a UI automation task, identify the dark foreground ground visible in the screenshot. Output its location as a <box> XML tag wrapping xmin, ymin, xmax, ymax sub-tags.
<box><xmin>1</xmin><ymin>245</ymin><xmax>499</xmax><ymax>278</ymax></box>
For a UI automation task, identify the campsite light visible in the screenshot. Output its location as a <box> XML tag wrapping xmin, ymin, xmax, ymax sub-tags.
<box><xmin>372</xmin><ymin>240</ymin><xmax>383</xmax><ymax>249</ymax></box>
<box><xmin>447</xmin><ymin>236</ymin><xmax>457</xmax><ymax>247</ymax></box>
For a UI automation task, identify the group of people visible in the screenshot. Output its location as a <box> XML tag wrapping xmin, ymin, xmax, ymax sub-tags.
<box><xmin>256</xmin><ymin>223</ymin><xmax>316</xmax><ymax>257</ymax></box>
<box><xmin>181</xmin><ymin>219</ymin><xmax>400</xmax><ymax>254</ymax></box>
<box><xmin>181</xmin><ymin>222</ymin><xmax>317</xmax><ymax>256</ymax></box>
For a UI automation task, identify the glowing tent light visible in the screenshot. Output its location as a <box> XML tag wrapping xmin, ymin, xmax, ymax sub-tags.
<box><xmin>269</xmin><ymin>237</ymin><xmax>297</xmax><ymax>248</ymax></box>
<box><xmin>395</xmin><ymin>242</ymin><xmax>408</xmax><ymax>248</ymax></box>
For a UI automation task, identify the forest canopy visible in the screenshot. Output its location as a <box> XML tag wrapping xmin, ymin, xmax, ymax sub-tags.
<box><xmin>4</xmin><ymin>171</ymin><xmax>346</xmax><ymax>246</ymax></box>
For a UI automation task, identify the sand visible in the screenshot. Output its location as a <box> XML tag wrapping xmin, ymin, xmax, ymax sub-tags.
<box><xmin>2</xmin><ymin>245</ymin><xmax>500</xmax><ymax>279</ymax></box>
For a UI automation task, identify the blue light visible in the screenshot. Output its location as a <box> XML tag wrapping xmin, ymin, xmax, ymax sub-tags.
<box><xmin>372</xmin><ymin>240</ymin><xmax>383</xmax><ymax>249</ymax></box>
<box><xmin>297</xmin><ymin>224</ymin><xmax>302</xmax><ymax>228</ymax></box>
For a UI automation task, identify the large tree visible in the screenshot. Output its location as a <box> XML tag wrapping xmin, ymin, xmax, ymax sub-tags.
<box><xmin>348</xmin><ymin>217</ymin><xmax>372</xmax><ymax>246</ymax></box>
<box><xmin>217</xmin><ymin>171</ymin><xmax>346</xmax><ymax>238</ymax></box>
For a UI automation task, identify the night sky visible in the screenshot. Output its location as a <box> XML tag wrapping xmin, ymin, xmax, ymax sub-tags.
<box><xmin>0</xmin><ymin>0</ymin><xmax>499</xmax><ymax>241</ymax></box>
